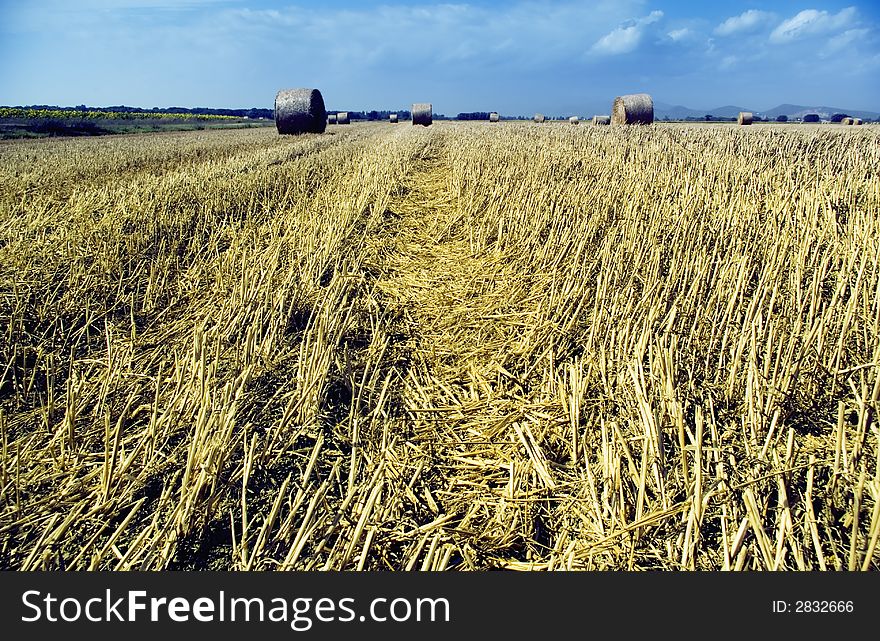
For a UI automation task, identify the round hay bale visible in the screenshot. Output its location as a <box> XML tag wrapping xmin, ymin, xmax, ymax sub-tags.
<box><xmin>592</xmin><ymin>115</ymin><xmax>611</xmax><ymax>125</ymax></box>
<box><xmin>853</xmin><ymin>118</ymin><xmax>863</xmax><ymax>125</ymax></box>
<box><xmin>274</xmin><ymin>88</ymin><xmax>327</xmax><ymax>135</ymax></box>
<box><xmin>611</xmin><ymin>93</ymin><xmax>654</xmax><ymax>125</ymax></box>
<box><xmin>328</xmin><ymin>114</ymin><xmax>337</xmax><ymax>125</ymax></box>
<box><xmin>569</xmin><ymin>116</ymin><xmax>579</xmax><ymax>125</ymax></box>
<box><xmin>737</xmin><ymin>111</ymin><xmax>753</xmax><ymax>125</ymax></box>
<box><xmin>336</xmin><ymin>111</ymin><xmax>350</xmax><ymax>125</ymax></box>
<box><xmin>389</xmin><ymin>113</ymin><xmax>398</xmax><ymax>123</ymax></box>
<box><xmin>412</xmin><ymin>103</ymin><xmax>432</xmax><ymax>126</ymax></box>
<box><xmin>489</xmin><ymin>112</ymin><xmax>500</xmax><ymax>122</ymax></box>
<box><xmin>533</xmin><ymin>113</ymin><xmax>545</xmax><ymax>123</ymax></box>
<box><xmin>841</xmin><ymin>117</ymin><xmax>854</xmax><ymax>125</ymax></box>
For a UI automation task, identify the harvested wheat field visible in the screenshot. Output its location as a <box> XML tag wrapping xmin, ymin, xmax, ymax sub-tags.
<box><xmin>1</xmin><ymin>121</ymin><xmax>879</xmax><ymax>571</ymax></box>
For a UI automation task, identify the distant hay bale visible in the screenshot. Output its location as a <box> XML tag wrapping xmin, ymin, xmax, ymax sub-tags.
<box><xmin>412</xmin><ymin>103</ymin><xmax>432</xmax><ymax>126</ymax></box>
<box><xmin>533</xmin><ymin>113</ymin><xmax>545</xmax><ymax>123</ymax></box>
<box><xmin>853</xmin><ymin>118</ymin><xmax>863</xmax><ymax>125</ymax></box>
<box><xmin>389</xmin><ymin>113</ymin><xmax>398</xmax><ymax>123</ymax></box>
<box><xmin>737</xmin><ymin>111</ymin><xmax>753</xmax><ymax>125</ymax></box>
<box><xmin>592</xmin><ymin>115</ymin><xmax>611</xmax><ymax>125</ymax></box>
<box><xmin>328</xmin><ymin>114</ymin><xmax>337</xmax><ymax>124</ymax></box>
<box><xmin>611</xmin><ymin>93</ymin><xmax>654</xmax><ymax>125</ymax></box>
<box><xmin>336</xmin><ymin>111</ymin><xmax>350</xmax><ymax>125</ymax></box>
<box><xmin>274</xmin><ymin>88</ymin><xmax>327</xmax><ymax>135</ymax></box>
<box><xmin>841</xmin><ymin>117</ymin><xmax>854</xmax><ymax>125</ymax></box>
<box><xmin>569</xmin><ymin>116</ymin><xmax>579</xmax><ymax>125</ymax></box>
<box><xmin>489</xmin><ymin>112</ymin><xmax>500</xmax><ymax>122</ymax></box>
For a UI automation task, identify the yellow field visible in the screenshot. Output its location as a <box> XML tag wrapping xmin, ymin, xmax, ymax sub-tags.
<box><xmin>0</xmin><ymin>122</ymin><xmax>878</xmax><ymax>570</ymax></box>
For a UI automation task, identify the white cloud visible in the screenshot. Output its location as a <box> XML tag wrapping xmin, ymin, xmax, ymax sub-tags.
<box><xmin>714</xmin><ymin>10</ymin><xmax>774</xmax><ymax>36</ymax></box>
<box><xmin>667</xmin><ymin>28</ymin><xmax>691</xmax><ymax>42</ymax></box>
<box><xmin>770</xmin><ymin>7</ymin><xmax>857</xmax><ymax>44</ymax></box>
<box><xmin>820</xmin><ymin>27</ymin><xmax>870</xmax><ymax>57</ymax></box>
<box><xmin>591</xmin><ymin>10</ymin><xmax>663</xmax><ymax>55</ymax></box>
<box><xmin>719</xmin><ymin>55</ymin><xmax>738</xmax><ymax>70</ymax></box>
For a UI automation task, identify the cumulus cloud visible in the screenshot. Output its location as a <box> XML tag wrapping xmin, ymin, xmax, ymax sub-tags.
<box><xmin>770</xmin><ymin>7</ymin><xmax>857</xmax><ymax>44</ymax></box>
<box><xmin>719</xmin><ymin>55</ymin><xmax>738</xmax><ymax>70</ymax></box>
<box><xmin>714</xmin><ymin>10</ymin><xmax>774</xmax><ymax>36</ymax></box>
<box><xmin>820</xmin><ymin>27</ymin><xmax>870</xmax><ymax>57</ymax></box>
<box><xmin>590</xmin><ymin>10</ymin><xmax>663</xmax><ymax>55</ymax></box>
<box><xmin>667</xmin><ymin>28</ymin><xmax>691</xmax><ymax>42</ymax></box>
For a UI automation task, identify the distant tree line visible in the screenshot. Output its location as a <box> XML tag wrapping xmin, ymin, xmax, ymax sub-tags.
<box><xmin>328</xmin><ymin>110</ymin><xmax>414</xmax><ymax>120</ymax></box>
<box><xmin>9</xmin><ymin>104</ymin><xmax>275</xmax><ymax>119</ymax></box>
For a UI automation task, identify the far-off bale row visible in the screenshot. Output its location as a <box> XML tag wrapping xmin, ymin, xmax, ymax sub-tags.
<box><xmin>738</xmin><ymin>111</ymin><xmax>753</xmax><ymax>125</ymax></box>
<box><xmin>489</xmin><ymin>112</ymin><xmax>500</xmax><ymax>122</ymax></box>
<box><xmin>533</xmin><ymin>113</ymin><xmax>545</xmax><ymax>123</ymax></box>
<box><xmin>569</xmin><ymin>116</ymin><xmax>580</xmax><ymax>125</ymax></box>
<box><xmin>275</xmin><ymin>88</ymin><xmax>327</xmax><ymax>134</ymax></box>
<box><xmin>592</xmin><ymin>115</ymin><xmax>611</xmax><ymax>125</ymax></box>
<box><xmin>390</xmin><ymin>114</ymin><xmax>398</xmax><ymax>123</ymax></box>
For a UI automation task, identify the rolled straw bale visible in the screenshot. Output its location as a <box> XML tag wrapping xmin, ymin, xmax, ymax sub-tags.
<box><xmin>592</xmin><ymin>115</ymin><xmax>611</xmax><ymax>125</ymax></box>
<box><xmin>611</xmin><ymin>93</ymin><xmax>654</xmax><ymax>125</ymax></box>
<box><xmin>489</xmin><ymin>112</ymin><xmax>500</xmax><ymax>122</ymax></box>
<box><xmin>389</xmin><ymin>113</ymin><xmax>398</xmax><ymax>123</ymax></box>
<box><xmin>274</xmin><ymin>88</ymin><xmax>327</xmax><ymax>134</ymax></box>
<box><xmin>853</xmin><ymin>118</ymin><xmax>863</xmax><ymax>125</ymax></box>
<box><xmin>569</xmin><ymin>116</ymin><xmax>579</xmax><ymax>125</ymax></box>
<box><xmin>841</xmin><ymin>117</ymin><xmax>854</xmax><ymax>125</ymax></box>
<box><xmin>336</xmin><ymin>111</ymin><xmax>350</xmax><ymax>124</ymax></box>
<box><xmin>737</xmin><ymin>111</ymin><xmax>753</xmax><ymax>125</ymax></box>
<box><xmin>412</xmin><ymin>103</ymin><xmax>432</xmax><ymax>126</ymax></box>
<box><xmin>328</xmin><ymin>114</ymin><xmax>337</xmax><ymax>124</ymax></box>
<box><xmin>533</xmin><ymin>113</ymin><xmax>545</xmax><ymax>123</ymax></box>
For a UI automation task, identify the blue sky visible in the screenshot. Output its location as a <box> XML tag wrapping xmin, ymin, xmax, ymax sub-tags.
<box><xmin>1</xmin><ymin>1</ymin><xmax>877</xmax><ymax>114</ymax></box>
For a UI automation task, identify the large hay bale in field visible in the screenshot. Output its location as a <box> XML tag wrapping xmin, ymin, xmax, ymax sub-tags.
<box><xmin>336</xmin><ymin>111</ymin><xmax>350</xmax><ymax>125</ymax></box>
<box><xmin>853</xmin><ymin>118</ymin><xmax>863</xmax><ymax>125</ymax></box>
<box><xmin>592</xmin><ymin>115</ymin><xmax>611</xmax><ymax>125</ymax></box>
<box><xmin>412</xmin><ymin>103</ymin><xmax>432</xmax><ymax>126</ymax></box>
<box><xmin>738</xmin><ymin>111</ymin><xmax>753</xmax><ymax>125</ymax></box>
<box><xmin>611</xmin><ymin>93</ymin><xmax>654</xmax><ymax>125</ymax></box>
<box><xmin>328</xmin><ymin>113</ymin><xmax>337</xmax><ymax>124</ymax></box>
<box><xmin>390</xmin><ymin>113</ymin><xmax>398</xmax><ymax>123</ymax></box>
<box><xmin>569</xmin><ymin>116</ymin><xmax>579</xmax><ymax>125</ymax></box>
<box><xmin>841</xmin><ymin>117</ymin><xmax>854</xmax><ymax>125</ymax></box>
<box><xmin>489</xmin><ymin>112</ymin><xmax>500</xmax><ymax>122</ymax></box>
<box><xmin>533</xmin><ymin>113</ymin><xmax>545</xmax><ymax>123</ymax></box>
<box><xmin>274</xmin><ymin>88</ymin><xmax>327</xmax><ymax>134</ymax></box>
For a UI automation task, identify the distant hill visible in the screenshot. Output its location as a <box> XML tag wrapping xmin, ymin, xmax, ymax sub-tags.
<box><xmin>654</xmin><ymin>103</ymin><xmax>754</xmax><ymax>120</ymax></box>
<box><xmin>654</xmin><ymin>101</ymin><xmax>877</xmax><ymax>121</ymax></box>
<box><xmin>761</xmin><ymin>104</ymin><xmax>879</xmax><ymax>120</ymax></box>
<box><xmin>653</xmin><ymin>102</ymin><xmax>705</xmax><ymax>120</ymax></box>
<box><xmin>708</xmin><ymin>105</ymin><xmax>753</xmax><ymax>118</ymax></box>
